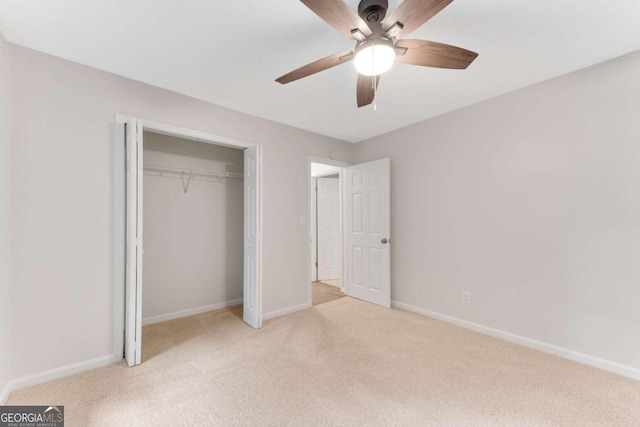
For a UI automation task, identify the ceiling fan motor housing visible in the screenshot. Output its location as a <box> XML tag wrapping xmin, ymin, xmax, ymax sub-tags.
<box><xmin>358</xmin><ymin>0</ymin><xmax>388</xmax><ymax>23</ymax></box>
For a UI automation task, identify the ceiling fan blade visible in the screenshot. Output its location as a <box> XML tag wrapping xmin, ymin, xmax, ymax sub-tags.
<box><xmin>300</xmin><ymin>0</ymin><xmax>372</xmax><ymax>39</ymax></box>
<box><xmin>357</xmin><ymin>74</ymin><xmax>380</xmax><ymax>108</ymax></box>
<box><xmin>276</xmin><ymin>51</ymin><xmax>354</xmax><ymax>84</ymax></box>
<box><xmin>383</xmin><ymin>0</ymin><xmax>452</xmax><ymax>38</ymax></box>
<box><xmin>395</xmin><ymin>39</ymin><xmax>478</xmax><ymax>69</ymax></box>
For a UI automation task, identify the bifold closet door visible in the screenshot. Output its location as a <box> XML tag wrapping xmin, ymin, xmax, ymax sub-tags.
<box><xmin>243</xmin><ymin>145</ymin><xmax>262</xmax><ymax>329</ymax></box>
<box><xmin>125</xmin><ymin>119</ymin><xmax>143</xmax><ymax>366</ymax></box>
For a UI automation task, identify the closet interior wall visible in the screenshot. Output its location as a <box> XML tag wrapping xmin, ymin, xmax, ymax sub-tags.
<box><xmin>142</xmin><ymin>131</ymin><xmax>244</xmax><ymax>324</ymax></box>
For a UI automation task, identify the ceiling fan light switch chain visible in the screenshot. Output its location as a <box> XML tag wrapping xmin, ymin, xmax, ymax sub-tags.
<box><xmin>373</xmin><ymin>75</ymin><xmax>378</xmax><ymax>112</ymax></box>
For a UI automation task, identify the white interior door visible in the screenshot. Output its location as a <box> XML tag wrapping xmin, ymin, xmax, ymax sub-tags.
<box><xmin>346</xmin><ymin>158</ymin><xmax>390</xmax><ymax>308</ymax></box>
<box><xmin>125</xmin><ymin>119</ymin><xmax>143</xmax><ymax>366</ymax></box>
<box><xmin>243</xmin><ymin>145</ymin><xmax>262</xmax><ymax>329</ymax></box>
<box><xmin>317</xmin><ymin>177</ymin><xmax>341</xmax><ymax>280</ymax></box>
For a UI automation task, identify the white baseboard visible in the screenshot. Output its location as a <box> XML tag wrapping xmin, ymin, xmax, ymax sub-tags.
<box><xmin>0</xmin><ymin>353</ymin><xmax>119</xmax><ymax>405</ymax></box>
<box><xmin>392</xmin><ymin>301</ymin><xmax>640</xmax><ymax>381</ymax></box>
<box><xmin>0</xmin><ymin>381</ymin><xmax>11</xmax><ymax>406</ymax></box>
<box><xmin>263</xmin><ymin>303</ymin><xmax>311</xmax><ymax>321</ymax></box>
<box><xmin>142</xmin><ymin>299</ymin><xmax>244</xmax><ymax>326</ymax></box>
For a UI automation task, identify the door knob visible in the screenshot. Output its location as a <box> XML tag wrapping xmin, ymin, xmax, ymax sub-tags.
<box><xmin>381</xmin><ymin>238</ymin><xmax>389</xmax><ymax>244</ymax></box>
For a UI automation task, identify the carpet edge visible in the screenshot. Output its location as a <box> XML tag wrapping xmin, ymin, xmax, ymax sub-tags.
<box><xmin>392</xmin><ymin>300</ymin><xmax>640</xmax><ymax>381</ymax></box>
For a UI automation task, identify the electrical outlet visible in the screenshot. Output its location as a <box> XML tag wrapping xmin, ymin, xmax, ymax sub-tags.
<box><xmin>462</xmin><ymin>291</ymin><xmax>472</xmax><ymax>304</ymax></box>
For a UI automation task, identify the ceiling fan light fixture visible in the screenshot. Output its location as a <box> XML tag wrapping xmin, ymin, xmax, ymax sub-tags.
<box><xmin>276</xmin><ymin>0</ymin><xmax>479</xmax><ymax>108</ymax></box>
<box><xmin>354</xmin><ymin>39</ymin><xmax>395</xmax><ymax>76</ymax></box>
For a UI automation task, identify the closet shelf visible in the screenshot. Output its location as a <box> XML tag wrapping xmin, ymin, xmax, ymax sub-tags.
<box><xmin>143</xmin><ymin>163</ymin><xmax>243</xmax><ymax>181</ymax></box>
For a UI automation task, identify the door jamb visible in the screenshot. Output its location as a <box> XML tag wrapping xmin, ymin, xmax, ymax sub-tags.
<box><xmin>307</xmin><ymin>156</ymin><xmax>350</xmax><ymax>306</ymax></box>
<box><xmin>114</xmin><ymin>113</ymin><xmax>262</xmax><ymax>360</ymax></box>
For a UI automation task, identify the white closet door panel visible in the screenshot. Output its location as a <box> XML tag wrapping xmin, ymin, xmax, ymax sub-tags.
<box><xmin>125</xmin><ymin>119</ymin><xmax>143</xmax><ymax>366</ymax></box>
<box><xmin>243</xmin><ymin>145</ymin><xmax>262</xmax><ymax>329</ymax></box>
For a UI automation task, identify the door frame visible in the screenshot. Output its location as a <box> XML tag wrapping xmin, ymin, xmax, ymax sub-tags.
<box><xmin>114</xmin><ymin>114</ymin><xmax>263</xmax><ymax>361</ymax></box>
<box><xmin>307</xmin><ymin>156</ymin><xmax>349</xmax><ymax>304</ymax></box>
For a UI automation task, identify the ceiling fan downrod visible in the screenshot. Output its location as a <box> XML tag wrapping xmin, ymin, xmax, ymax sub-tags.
<box><xmin>358</xmin><ymin>0</ymin><xmax>388</xmax><ymax>23</ymax></box>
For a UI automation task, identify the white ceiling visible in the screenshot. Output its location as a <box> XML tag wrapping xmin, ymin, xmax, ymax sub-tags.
<box><xmin>1</xmin><ymin>0</ymin><xmax>639</xmax><ymax>142</ymax></box>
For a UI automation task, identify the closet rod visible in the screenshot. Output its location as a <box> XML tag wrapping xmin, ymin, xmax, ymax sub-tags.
<box><xmin>143</xmin><ymin>163</ymin><xmax>243</xmax><ymax>180</ymax></box>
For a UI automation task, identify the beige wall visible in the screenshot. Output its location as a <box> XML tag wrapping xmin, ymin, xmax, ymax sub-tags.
<box><xmin>7</xmin><ymin>43</ymin><xmax>351</xmax><ymax>381</ymax></box>
<box><xmin>142</xmin><ymin>132</ymin><xmax>244</xmax><ymax>321</ymax></box>
<box><xmin>0</xmin><ymin>32</ymin><xmax>11</xmax><ymax>398</ymax></box>
<box><xmin>4</xmin><ymin>32</ymin><xmax>640</xmax><ymax>395</ymax></box>
<box><xmin>353</xmin><ymin>50</ymin><xmax>640</xmax><ymax>369</ymax></box>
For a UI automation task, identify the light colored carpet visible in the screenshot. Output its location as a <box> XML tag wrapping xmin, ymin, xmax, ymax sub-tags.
<box><xmin>319</xmin><ymin>279</ymin><xmax>341</xmax><ymax>289</ymax></box>
<box><xmin>6</xmin><ymin>298</ymin><xmax>640</xmax><ymax>426</ymax></box>
<box><xmin>312</xmin><ymin>281</ymin><xmax>345</xmax><ymax>306</ymax></box>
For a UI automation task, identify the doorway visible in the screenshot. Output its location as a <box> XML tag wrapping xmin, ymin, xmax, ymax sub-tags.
<box><xmin>307</xmin><ymin>156</ymin><xmax>392</xmax><ymax>309</ymax></box>
<box><xmin>114</xmin><ymin>115</ymin><xmax>263</xmax><ymax>367</ymax></box>
<box><xmin>310</xmin><ymin>161</ymin><xmax>344</xmax><ymax>306</ymax></box>
<box><xmin>308</xmin><ymin>158</ymin><xmax>348</xmax><ymax>306</ymax></box>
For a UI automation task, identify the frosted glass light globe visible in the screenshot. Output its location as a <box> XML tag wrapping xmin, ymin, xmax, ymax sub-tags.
<box><xmin>354</xmin><ymin>42</ymin><xmax>395</xmax><ymax>76</ymax></box>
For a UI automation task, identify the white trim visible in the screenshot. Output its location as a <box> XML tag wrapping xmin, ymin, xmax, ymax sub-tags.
<box><xmin>0</xmin><ymin>354</ymin><xmax>118</xmax><ymax>405</ymax></box>
<box><xmin>311</xmin><ymin>176</ymin><xmax>318</xmax><ymax>283</ymax></box>
<box><xmin>263</xmin><ymin>303</ymin><xmax>311</xmax><ymax>321</ymax></box>
<box><xmin>340</xmin><ymin>168</ymin><xmax>348</xmax><ymax>295</ymax></box>
<box><xmin>113</xmin><ymin>118</ymin><xmax>126</xmax><ymax>361</ymax></box>
<box><xmin>392</xmin><ymin>301</ymin><xmax>640</xmax><ymax>381</ymax></box>
<box><xmin>141</xmin><ymin>119</ymin><xmax>254</xmax><ymax>149</ymax></box>
<box><xmin>142</xmin><ymin>299</ymin><xmax>243</xmax><ymax>326</ymax></box>
<box><xmin>307</xmin><ymin>156</ymin><xmax>350</xmax><ymax>305</ymax></box>
<box><xmin>308</xmin><ymin>156</ymin><xmax>350</xmax><ymax>168</ymax></box>
<box><xmin>0</xmin><ymin>385</ymin><xmax>10</xmax><ymax>406</ymax></box>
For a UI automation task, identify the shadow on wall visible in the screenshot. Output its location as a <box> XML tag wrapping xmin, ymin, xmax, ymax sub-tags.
<box><xmin>142</xmin><ymin>131</ymin><xmax>245</xmax><ymax>320</ymax></box>
<box><xmin>226</xmin><ymin>174</ymin><xmax>244</xmax><ymax>303</ymax></box>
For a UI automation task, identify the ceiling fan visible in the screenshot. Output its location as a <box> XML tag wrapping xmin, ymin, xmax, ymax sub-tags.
<box><xmin>275</xmin><ymin>0</ymin><xmax>478</xmax><ymax>108</ymax></box>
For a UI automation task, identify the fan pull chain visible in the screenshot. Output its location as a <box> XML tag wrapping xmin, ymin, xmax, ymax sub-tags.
<box><xmin>371</xmin><ymin>52</ymin><xmax>377</xmax><ymax>112</ymax></box>
<box><xmin>373</xmin><ymin>75</ymin><xmax>378</xmax><ymax>112</ymax></box>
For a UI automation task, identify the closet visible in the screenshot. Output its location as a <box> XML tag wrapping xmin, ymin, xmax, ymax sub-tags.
<box><xmin>141</xmin><ymin>131</ymin><xmax>244</xmax><ymax>325</ymax></box>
